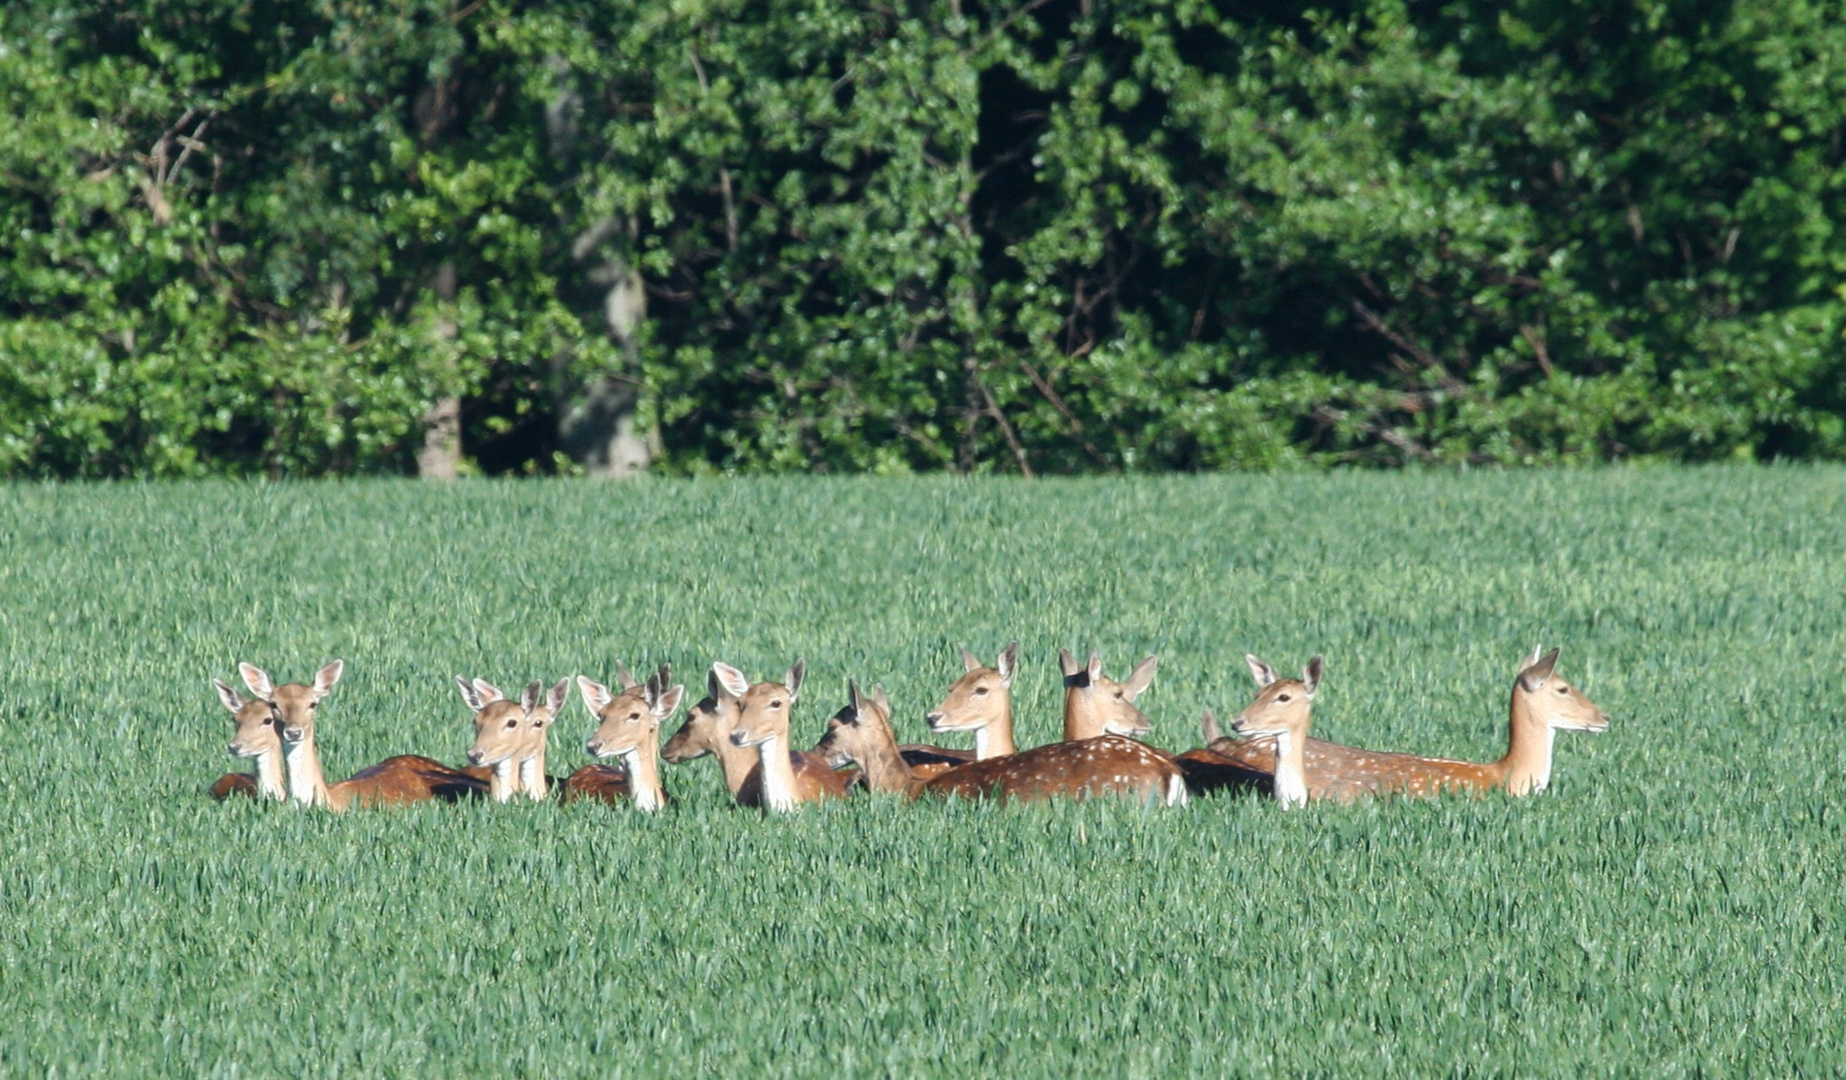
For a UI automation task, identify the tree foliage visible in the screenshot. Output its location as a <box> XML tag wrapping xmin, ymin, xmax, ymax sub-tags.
<box><xmin>2</xmin><ymin>0</ymin><xmax>1842</xmax><ymax>476</ymax></box>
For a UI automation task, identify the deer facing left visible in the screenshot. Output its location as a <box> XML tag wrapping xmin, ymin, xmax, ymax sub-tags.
<box><xmin>208</xmin><ymin>678</ymin><xmax>287</xmax><ymax>801</ymax></box>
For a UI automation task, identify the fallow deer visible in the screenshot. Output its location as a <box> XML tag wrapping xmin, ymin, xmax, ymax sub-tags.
<box><xmin>1226</xmin><ymin>647</ymin><xmax>1610</xmax><ymax>806</ymax></box>
<box><xmin>456</xmin><ymin>677</ymin><xmax>541</xmax><ymax>803</ymax></box>
<box><xmin>813</xmin><ymin>681</ymin><xmax>924</xmax><ymax>798</ymax></box>
<box><xmin>243</xmin><ymin>660</ymin><xmax>488</xmax><ymax>811</ymax></box>
<box><xmin>564</xmin><ymin>664</ymin><xmax>685</xmax><ymax>810</ymax></box>
<box><xmin>661</xmin><ymin>663</ymin><xmax>850</xmax><ymax>807</ymax></box>
<box><xmin>208</xmin><ymin>678</ymin><xmax>286</xmax><ymax>801</ymax></box>
<box><xmin>921</xmin><ymin>651</ymin><xmax>1187</xmax><ymax>806</ymax></box>
<box><xmin>918</xmin><ymin>642</ymin><xmax>1021</xmax><ymax>771</ymax></box>
<box><xmin>720</xmin><ymin>660</ymin><xmax>850</xmax><ymax>812</ymax></box>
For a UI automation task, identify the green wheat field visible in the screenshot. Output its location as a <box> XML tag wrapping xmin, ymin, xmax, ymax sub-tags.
<box><xmin>0</xmin><ymin>469</ymin><xmax>1842</xmax><ymax>1076</ymax></box>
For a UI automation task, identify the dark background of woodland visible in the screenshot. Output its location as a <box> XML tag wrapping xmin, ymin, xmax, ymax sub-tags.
<box><xmin>3</xmin><ymin>0</ymin><xmax>1843</xmax><ymax>477</ymax></box>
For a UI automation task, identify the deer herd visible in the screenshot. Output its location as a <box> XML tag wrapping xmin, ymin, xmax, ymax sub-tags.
<box><xmin>209</xmin><ymin>643</ymin><xmax>1609</xmax><ymax>813</ymax></box>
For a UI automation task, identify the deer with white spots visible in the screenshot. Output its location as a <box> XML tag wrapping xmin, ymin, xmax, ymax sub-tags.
<box><xmin>719</xmin><ymin>660</ymin><xmax>850</xmax><ymax>812</ymax></box>
<box><xmin>921</xmin><ymin>650</ymin><xmax>1187</xmax><ymax>806</ymax></box>
<box><xmin>1223</xmin><ymin>647</ymin><xmax>1610</xmax><ymax>807</ymax></box>
<box><xmin>208</xmin><ymin>678</ymin><xmax>287</xmax><ymax>801</ymax></box>
<box><xmin>662</xmin><ymin>662</ymin><xmax>851</xmax><ymax>807</ymax></box>
<box><xmin>242</xmin><ymin>660</ymin><xmax>489</xmax><ymax>811</ymax></box>
<box><xmin>565</xmin><ymin>664</ymin><xmax>685</xmax><ymax>810</ymax></box>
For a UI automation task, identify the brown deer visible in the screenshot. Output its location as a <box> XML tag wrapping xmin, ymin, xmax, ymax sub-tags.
<box><xmin>920</xmin><ymin>651</ymin><xmax>1187</xmax><ymax>806</ymax></box>
<box><xmin>564</xmin><ymin>664</ymin><xmax>685</xmax><ymax>810</ymax></box>
<box><xmin>243</xmin><ymin>661</ymin><xmax>488</xmax><ymax>811</ymax></box>
<box><xmin>517</xmin><ymin>677</ymin><xmax>571</xmax><ymax>799</ymax></box>
<box><xmin>208</xmin><ymin>678</ymin><xmax>286</xmax><ymax>801</ymax></box>
<box><xmin>1226</xmin><ymin>647</ymin><xmax>1610</xmax><ymax>806</ymax></box>
<box><xmin>813</xmin><ymin>681</ymin><xmax>924</xmax><ymax>798</ymax></box>
<box><xmin>719</xmin><ymin>660</ymin><xmax>850</xmax><ymax>811</ymax></box>
<box><xmin>903</xmin><ymin>644</ymin><xmax>1024</xmax><ymax>776</ymax></box>
<box><xmin>456</xmin><ymin>677</ymin><xmax>542</xmax><ymax>803</ymax></box>
<box><xmin>661</xmin><ymin>663</ymin><xmax>850</xmax><ymax>807</ymax></box>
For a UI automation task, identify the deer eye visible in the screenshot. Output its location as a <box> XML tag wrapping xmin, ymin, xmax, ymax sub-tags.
<box><xmin>1277</xmin><ymin>694</ymin><xmax>1292</xmax><ymax>703</ymax></box>
<box><xmin>770</xmin><ymin>700</ymin><xmax>783</xmax><ymax>709</ymax></box>
<box><xmin>505</xmin><ymin>719</ymin><xmax>518</xmax><ymax>729</ymax></box>
<box><xmin>308</xmin><ymin>701</ymin><xmax>318</xmax><ymax>710</ymax></box>
<box><xmin>973</xmin><ymin>687</ymin><xmax>988</xmax><ymax>696</ymax></box>
<box><xmin>629</xmin><ymin>712</ymin><xmax>641</xmax><ymax>722</ymax></box>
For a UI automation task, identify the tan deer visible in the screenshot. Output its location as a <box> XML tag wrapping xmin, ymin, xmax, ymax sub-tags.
<box><xmin>921</xmin><ymin>650</ymin><xmax>1187</xmax><ymax>806</ymax></box>
<box><xmin>919</xmin><ymin>642</ymin><xmax>1021</xmax><ymax>766</ymax></box>
<box><xmin>209</xmin><ymin>678</ymin><xmax>286</xmax><ymax>801</ymax></box>
<box><xmin>661</xmin><ymin>663</ymin><xmax>850</xmax><ymax>807</ymax></box>
<box><xmin>1225</xmin><ymin>647</ymin><xmax>1610</xmax><ymax>806</ymax></box>
<box><xmin>1059</xmin><ymin>648</ymin><xmax>1156</xmax><ymax>740</ymax></box>
<box><xmin>719</xmin><ymin>660</ymin><xmax>850</xmax><ymax>812</ymax></box>
<box><xmin>514</xmin><ymin>677</ymin><xmax>570</xmax><ymax>799</ymax></box>
<box><xmin>456</xmin><ymin>677</ymin><xmax>540</xmax><ymax>803</ymax></box>
<box><xmin>813</xmin><ymin>681</ymin><xmax>924</xmax><ymax>798</ymax></box>
<box><xmin>243</xmin><ymin>660</ymin><xmax>488</xmax><ymax>811</ymax></box>
<box><xmin>565</xmin><ymin>664</ymin><xmax>686</xmax><ymax>810</ymax></box>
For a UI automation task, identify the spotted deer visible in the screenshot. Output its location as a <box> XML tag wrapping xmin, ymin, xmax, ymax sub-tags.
<box><xmin>456</xmin><ymin>677</ymin><xmax>542</xmax><ymax>803</ymax></box>
<box><xmin>662</xmin><ymin>663</ymin><xmax>850</xmax><ymax>807</ymax></box>
<box><xmin>720</xmin><ymin>660</ymin><xmax>849</xmax><ymax>812</ymax></box>
<box><xmin>921</xmin><ymin>651</ymin><xmax>1187</xmax><ymax>806</ymax></box>
<box><xmin>208</xmin><ymin>678</ymin><xmax>286</xmax><ymax>801</ymax></box>
<box><xmin>812</xmin><ymin>681</ymin><xmax>924</xmax><ymax>798</ymax></box>
<box><xmin>242</xmin><ymin>661</ymin><xmax>488</xmax><ymax>811</ymax></box>
<box><xmin>1225</xmin><ymin>647</ymin><xmax>1610</xmax><ymax>806</ymax></box>
<box><xmin>564</xmin><ymin>664</ymin><xmax>685</xmax><ymax>810</ymax></box>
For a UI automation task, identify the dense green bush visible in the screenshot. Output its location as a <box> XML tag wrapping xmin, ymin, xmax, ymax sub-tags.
<box><xmin>2</xmin><ymin>0</ymin><xmax>1842</xmax><ymax>476</ymax></box>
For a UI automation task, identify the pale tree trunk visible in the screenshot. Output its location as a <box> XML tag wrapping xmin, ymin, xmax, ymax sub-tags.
<box><xmin>416</xmin><ymin>259</ymin><xmax>462</xmax><ymax>480</ymax></box>
<box><xmin>549</xmin><ymin>58</ymin><xmax>650</xmax><ymax>478</ymax></box>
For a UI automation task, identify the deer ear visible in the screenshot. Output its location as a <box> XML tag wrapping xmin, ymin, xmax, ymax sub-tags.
<box><xmin>1302</xmin><ymin>656</ymin><xmax>1323</xmax><ymax>698</ymax></box>
<box><xmin>1123</xmin><ymin>656</ymin><xmax>1157</xmax><ymax>700</ymax></box>
<box><xmin>1525</xmin><ymin>643</ymin><xmax>1545</xmax><ymax>670</ymax></box>
<box><xmin>577</xmin><ymin>676</ymin><xmax>613</xmax><ymax>716</ymax></box>
<box><xmin>213</xmin><ymin>679</ymin><xmax>245</xmax><ymax>713</ymax></box>
<box><xmin>652</xmin><ymin>683</ymin><xmax>686</xmax><ymax>719</ymax></box>
<box><xmin>1245</xmin><ymin>654</ymin><xmax>1278</xmax><ymax>688</ymax></box>
<box><xmin>1086</xmin><ymin>651</ymin><xmax>1103</xmax><ymax>684</ymax></box>
<box><xmin>239</xmin><ymin>663</ymin><xmax>274</xmax><ymax>700</ymax></box>
<box><xmin>615</xmin><ymin>662</ymin><xmax>638</xmax><ymax>691</ymax></box>
<box><xmin>872</xmin><ymin>684</ymin><xmax>892</xmax><ymax>716</ymax></box>
<box><xmin>1519</xmin><ymin>647</ymin><xmax>1560</xmax><ymax>692</ymax></box>
<box><xmin>455</xmin><ymin>675</ymin><xmax>486</xmax><ymax>713</ymax></box>
<box><xmin>997</xmin><ymin>642</ymin><xmax>1019</xmax><ymax>686</ymax></box>
<box><xmin>471</xmin><ymin>679</ymin><xmax>504</xmax><ymax>704</ymax></box>
<box><xmin>312</xmin><ymin>660</ymin><xmax>344</xmax><ymax>698</ymax></box>
<box><xmin>1058</xmin><ymin>648</ymin><xmax>1079</xmax><ymax>677</ymax></box>
<box><xmin>547</xmin><ymin>678</ymin><xmax>570</xmax><ymax>714</ymax></box>
<box><xmin>960</xmin><ymin>648</ymin><xmax>982</xmax><ymax>673</ymax></box>
<box><xmin>1199</xmin><ymin>708</ymin><xmax>1221</xmax><ymax>744</ymax></box>
<box><xmin>785</xmin><ymin>659</ymin><xmax>806</xmax><ymax>703</ymax></box>
<box><xmin>712</xmin><ymin>662</ymin><xmax>750</xmax><ymax>700</ymax></box>
<box><xmin>520</xmin><ymin>681</ymin><xmax>543</xmax><ymax>712</ymax></box>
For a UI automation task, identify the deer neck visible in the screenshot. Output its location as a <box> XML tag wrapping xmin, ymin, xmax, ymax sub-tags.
<box><xmin>1497</xmin><ymin>691</ymin><xmax>1554</xmax><ymax>795</ymax></box>
<box><xmin>519</xmin><ymin>744</ymin><xmax>549</xmax><ymax>800</ymax></box>
<box><xmin>1062</xmin><ymin>690</ymin><xmax>1102</xmax><ymax>741</ymax></box>
<box><xmin>710</xmin><ymin>729</ymin><xmax>760</xmax><ymax>796</ymax></box>
<box><xmin>620</xmin><ymin>729</ymin><xmax>666</xmax><ymax>812</ymax></box>
<box><xmin>974</xmin><ymin>696</ymin><xmax>1016</xmax><ymax>759</ymax></box>
<box><xmin>282</xmin><ymin>736</ymin><xmax>333</xmax><ymax>809</ymax></box>
<box><xmin>753</xmin><ymin>735</ymin><xmax>798</xmax><ymax>812</ymax></box>
<box><xmin>488</xmin><ymin>759</ymin><xmax>519</xmax><ymax>803</ymax></box>
<box><xmin>1272</xmin><ymin>730</ymin><xmax>1309</xmax><ymax>809</ymax></box>
<box><xmin>857</xmin><ymin>723</ymin><xmax>920</xmax><ymax>796</ymax></box>
<box><xmin>252</xmin><ymin>748</ymin><xmax>287</xmax><ymax>801</ymax></box>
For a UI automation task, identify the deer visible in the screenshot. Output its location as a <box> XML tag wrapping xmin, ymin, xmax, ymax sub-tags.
<box><xmin>241</xmin><ymin>660</ymin><xmax>488</xmax><ymax>811</ymax></box>
<box><xmin>455</xmin><ymin>677</ymin><xmax>545</xmax><ymax>803</ymax></box>
<box><xmin>516</xmin><ymin>677</ymin><xmax>571</xmax><ymax>800</ymax></box>
<box><xmin>901</xmin><ymin>643</ymin><xmax>1023</xmax><ymax>777</ymax></box>
<box><xmin>661</xmin><ymin>662</ymin><xmax>851</xmax><ymax>807</ymax></box>
<box><xmin>812</xmin><ymin>680</ymin><xmax>925</xmax><ymax>798</ymax></box>
<box><xmin>919</xmin><ymin>651</ymin><xmax>1188</xmax><ymax>806</ymax></box>
<box><xmin>719</xmin><ymin>659</ymin><xmax>850</xmax><ymax>811</ymax></box>
<box><xmin>563</xmin><ymin>664</ymin><xmax>686</xmax><ymax>810</ymax></box>
<box><xmin>208</xmin><ymin>678</ymin><xmax>286</xmax><ymax>801</ymax></box>
<box><xmin>1224</xmin><ymin>646</ymin><xmax>1610</xmax><ymax>806</ymax></box>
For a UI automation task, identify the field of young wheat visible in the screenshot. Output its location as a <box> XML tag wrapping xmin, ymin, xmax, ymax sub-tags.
<box><xmin>0</xmin><ymin>469</ymin><xmax>1841</xmax><ymax>1075</ymax></box>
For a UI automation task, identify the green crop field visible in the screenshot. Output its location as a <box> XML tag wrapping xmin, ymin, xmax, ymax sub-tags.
<box><xmin>0</xmin><ymin>469</ymin><xmax>1842</xmax><ymax>1076</ymax></box>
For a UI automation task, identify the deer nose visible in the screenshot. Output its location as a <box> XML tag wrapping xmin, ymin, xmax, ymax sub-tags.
<box><xmin>226</xmin><ymin>742</ymin><xmax>241</xmax><ymax>756</ymax></box>
<box><xmin>466</xmin><ymin>749</ymin><xmax>485</xmax><ymax>765</ymax></box>
<box><xmin>924</xmin><ymin>711</ymin><xmax>945</xmax><ymax>728</ymax></box>
<box><xmin>281</xmin><ymin>726</ymin><xmax>305</xmax><ymax>743</ymax></box>
<box><xmin>728</xmin><ymin>730</ymin><xmax>749</xmax><ymax>747</ymax></box>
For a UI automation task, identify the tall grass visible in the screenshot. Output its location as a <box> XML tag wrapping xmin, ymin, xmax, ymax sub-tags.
<box><xmin>0</xmin><ymin>469</ymin><xmax>1841</xmax><ymax>1075</ymax></box>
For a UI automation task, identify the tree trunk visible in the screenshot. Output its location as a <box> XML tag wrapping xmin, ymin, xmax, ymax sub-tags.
<box><xmin>417</xmin><ymin>259</ymin><xmax>462</xmax><ymax>480</ymax></box>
